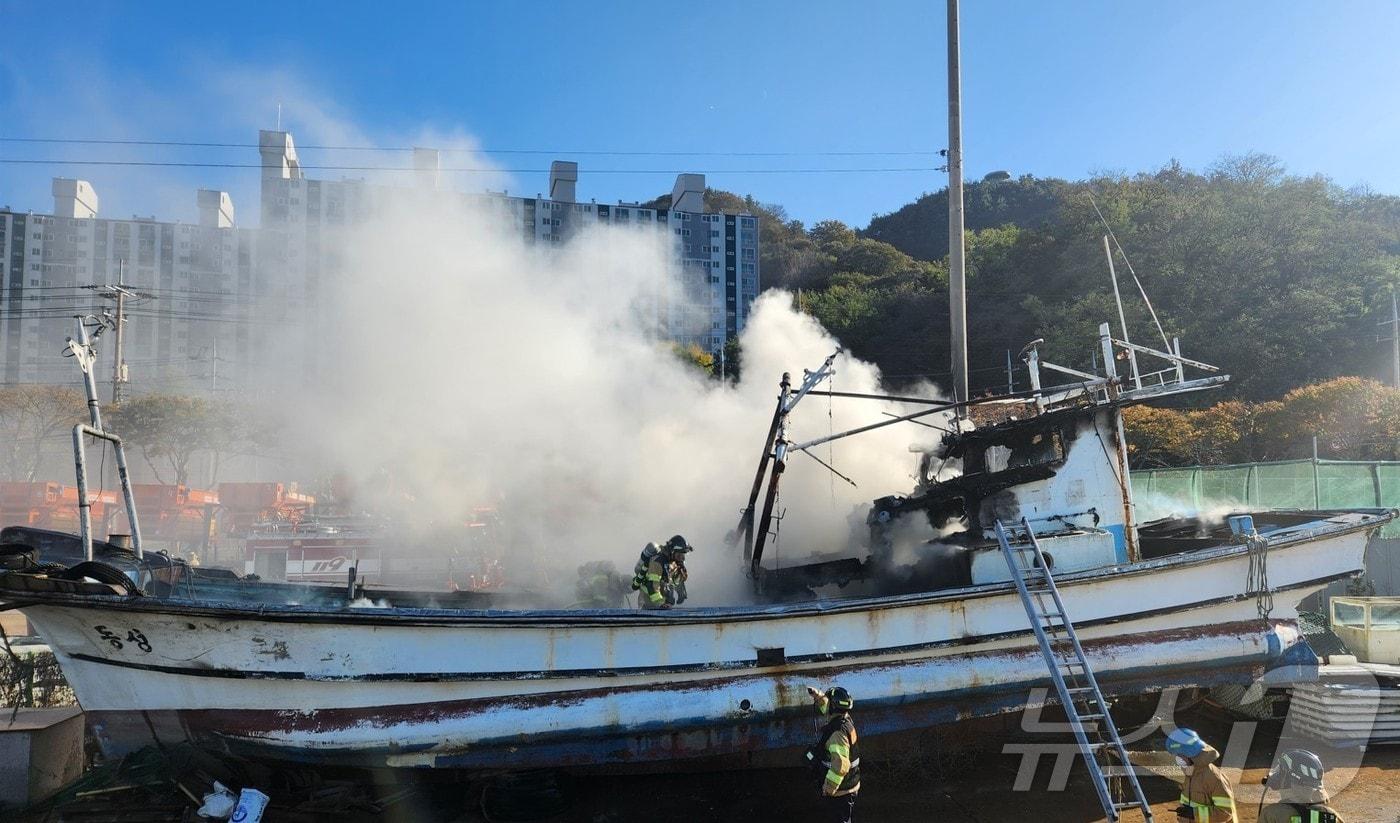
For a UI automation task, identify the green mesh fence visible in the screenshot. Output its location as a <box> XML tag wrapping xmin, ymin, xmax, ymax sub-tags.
<box><xmin>1131</xmin><ymin>459</ymin><xmax>1400</xmax><ymax>536</ymax></box>
<box><xmin>1255</xmin><ymin>460</ymin><xmax>1319</xmax><ymax>509</ymax></box>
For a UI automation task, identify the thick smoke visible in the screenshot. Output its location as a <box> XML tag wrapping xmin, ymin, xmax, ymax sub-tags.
<box><xmin>272</xmin><ymin>193</ymin><xmax>944</xmax><ymax>604</ymax></box>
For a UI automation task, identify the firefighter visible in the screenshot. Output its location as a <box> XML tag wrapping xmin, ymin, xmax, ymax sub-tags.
<box><xmin>572</xmin><ymin>560</ymin><xmax>630</xmax><ymax>608</ymax></box>
<box><xmin>665</xmin><ymin>548</ymin><xmax>689</xmax><ymax>606</ymax></box>
<box><xmin>631</xmin><ymin>535</ymin><xmax>691</xmax><ymax>609</ymax></box>
<box><xmin>1165</xmin><ymin>728</ymin><xmax>1236</xmax><ymax>822</ymax></box>
<box><xmin>1260</xmin><ymin>749</ymin><xmax>1343</xmax><ymax>823</ymax></box>
<box><xmin>805</xmin><ymin>685</ymin><xmax>860</xmax><ymax>823</ymax></box>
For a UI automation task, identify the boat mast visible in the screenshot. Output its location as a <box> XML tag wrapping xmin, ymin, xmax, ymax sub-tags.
<box><xmin>66</xmin><ymin>316</ymin><xmax>143</xmax><ymax>560</ymax></box>
<box><xmin>946</xmin><ymin>0</ymin><xmax>969</xmax><ymax>417</ymax></box>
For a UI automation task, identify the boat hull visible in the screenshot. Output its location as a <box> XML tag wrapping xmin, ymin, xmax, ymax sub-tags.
<box><xmin>7</xmin><ymin>512</ymin><xmax>1383</xmax><ymax>768</ymax></box>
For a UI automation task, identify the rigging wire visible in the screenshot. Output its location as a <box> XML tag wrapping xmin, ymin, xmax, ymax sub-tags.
<box><xmin>1086</xmin><ymin>191</ymin><xmax>1172</xmax><ymax>351</ymax></box>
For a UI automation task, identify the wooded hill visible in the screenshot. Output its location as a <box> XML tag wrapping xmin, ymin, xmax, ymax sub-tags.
<box><xmin>661</xmin><ymin>154</ymin><xmax>1400</xmax><ymax>402</ymax></box>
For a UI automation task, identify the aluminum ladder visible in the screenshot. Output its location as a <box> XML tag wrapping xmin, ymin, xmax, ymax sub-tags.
<box><xmin>994</xmin><ymin>519</ymin><xmax>1153</xmax><ymax>822</ymax></box>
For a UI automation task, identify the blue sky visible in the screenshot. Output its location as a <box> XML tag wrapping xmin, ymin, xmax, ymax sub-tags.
<box><xmin>2</xmin><ymin>1</ymin><xmax>1398</xmax><ymax>228</ymax></box>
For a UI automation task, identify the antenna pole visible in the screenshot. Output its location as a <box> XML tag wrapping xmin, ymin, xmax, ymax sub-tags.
<box><xmin>946</xmin><ymin>0</ymin><xmax>969</xmax><ymax>416</ymax></box>
<box><xmin>1103</xmin><ymin>235</ymin><xmax>1141</xmax><ymax>389</ymax></box>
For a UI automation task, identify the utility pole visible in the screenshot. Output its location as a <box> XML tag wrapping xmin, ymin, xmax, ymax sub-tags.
<box><xmin>946</xmin><ymin>0</ymin><xmax>969</xmax><ymax>415</ymax></box>
<box><xmin>111</xmin><ymin>260</ymin><xmax>127</xmax><ymax>404</ymax></box>
<box><xmin>1376</xmin><ymin>287</ymin><xmax>1399</xmax><ymax>388</ymax></box>
<box><xmin>84</xmin><ymin>260</ymin><xmax>148</xmax><ymax>405</ymax></box>
<box><xmin>1392</xmin><ymin>289</ymin><xmax>1399</xmax><ymax>389</ymax></box>
<box><xmin>1005</xmin><ymin>349</ymin><xmax>1014</xmax><ymax>394</ymax></box>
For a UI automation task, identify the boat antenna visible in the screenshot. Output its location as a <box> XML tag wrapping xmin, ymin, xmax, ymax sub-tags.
<box><xmin>946</xmin><ymin>0</ymin><xmax>969</xmax><ymax>417</ymax></box>
<box><xmin>1087</xmin><ymin>191</ymin><xmax>1172</xmax><ymax>351</ymax></box>
<box><xmin>1103</xmin><ymin>234</ymin><xmax>1142</xmax><ymax>390</ymax></box>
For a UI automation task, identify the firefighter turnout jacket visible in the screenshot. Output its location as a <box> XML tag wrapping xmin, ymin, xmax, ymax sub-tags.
<box><xmin>632</xmin><ymin>543</ymin><xmax>669</xmax><ymax>609</ymax></box>
<box><xmin>814</xmin><ymin>714</ymin><xmax>861</xmax><ymax>797</ymax></box>
<box><xmin>1258</xmin><ymin>784</ymin><xmax>1342</xmax><ymax>823</ymax></box>
<box><xmin>1178</xmin><ymin>744</ymin><xmax>1236</xmax><ymax>822</ymax></box>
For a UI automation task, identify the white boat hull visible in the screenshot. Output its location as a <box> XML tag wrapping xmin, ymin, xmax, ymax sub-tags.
<box><xmin>8</xmin><ymin>513</ymin><xmax>1382</xmax><ymax>768</ymax></box>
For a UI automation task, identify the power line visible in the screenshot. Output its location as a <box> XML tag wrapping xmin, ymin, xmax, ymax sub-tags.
<box><xmin>0</xmin><ymin>136</ymin><xmax>942</xmax><ymax>157</ymax></box>
<box><xmin>0</xmin><ymin>159</ymin><xmax>942</xmax><ymax>175</ymax></box>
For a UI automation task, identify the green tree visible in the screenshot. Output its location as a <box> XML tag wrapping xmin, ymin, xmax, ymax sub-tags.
<box><xmin>0</xmin><ymin>385</ymin><xmax>86</xmax><ymax>481</ymax></box>
<box><xmin>809</xmin><ymin>219</ymin><xmax>857</xmax><ymax>248</ymax></box>
<box><xmin>108</xmin><ymin>394</ymin><xmax>240</xmax><ymax>486</ymax></box>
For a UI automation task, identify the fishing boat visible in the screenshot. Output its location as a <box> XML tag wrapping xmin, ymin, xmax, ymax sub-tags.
<box><xmin>0</xmin><ymin>8</ymin><xmax>1389</xmax><ymax>770</ymax></box>
<box><xmin>0</xmin><ymin>316</ymin><xmax>1389</xmax><ymax>768</ymax></box>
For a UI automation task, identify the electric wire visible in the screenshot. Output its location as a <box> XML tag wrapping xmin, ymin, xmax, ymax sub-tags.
<box><xmin>0</xmin><ymin>136</ymin><xmax>943</xmax><ymax>157</ymax></box>
<box><xmin>0</xmin><ymin>159</ymin><xmax>943</xmax><ymax>175</ymax></box>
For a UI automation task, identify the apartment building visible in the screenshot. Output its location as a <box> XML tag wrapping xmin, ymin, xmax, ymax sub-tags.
<box><xmin>257</xmin><ymin>131</ymin><xmax>759</xmax><ymax>354</ymax></box>
<box><xmin>0</xmin><ymin>130</ymin><xmax>760</xmax><ymax>392</ymax></box>
<box><xmin>0</xmin><ymin>181</ymin><xmax>254</xmax><ymax>390</ymax></box>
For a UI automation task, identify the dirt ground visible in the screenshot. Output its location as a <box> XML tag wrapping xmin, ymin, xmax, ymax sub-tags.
<box><xmin>545</xmin><ymin>704</ymin><xmax>1400</xmax><ymax>823</ymax></box>
<box><xmin>15</xmin><ymin>704</ymin><xmax>1400</xmax><ymax>822</ymax></box>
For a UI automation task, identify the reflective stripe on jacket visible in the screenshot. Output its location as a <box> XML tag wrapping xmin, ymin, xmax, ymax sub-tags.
<box><xmin>1178</xmin><ymin>744</ymin><xmax>1235</xmax><ymax>822</ymax></box>
<box><xmin>818</xmin><ymin>715</ymin><xmax>861</xmax><ymax>797</ymax></box>
<box><xmin>1258</xmin><ymin>802</ymin><xmax>1342</xmax><ymax>823</ymax></box>
<box><xmin>1179</xmin><ymin>791</ymin><xmax>1236</xmax><ymax>822</ymax></box>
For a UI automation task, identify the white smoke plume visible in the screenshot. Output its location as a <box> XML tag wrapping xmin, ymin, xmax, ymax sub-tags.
<box><xmin>271</xmin><ymin>193</ymin><xmax>945</xmax><ymax>604</ymax></box>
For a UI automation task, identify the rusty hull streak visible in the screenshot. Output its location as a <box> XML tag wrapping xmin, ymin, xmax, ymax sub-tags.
<box><xmin>189</xmin><ymin>619</ymin><xmax>1272</xmax><ymax>740</ymax></box>
<box><xmin>99</xmin><ymin>621</ymin><xmax>1282</xmax><ymax>770</ymax></box>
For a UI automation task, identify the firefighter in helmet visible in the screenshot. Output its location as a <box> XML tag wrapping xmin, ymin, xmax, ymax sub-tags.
<box><xmin>572</xmin><ymin>560</ymin><xmax>631</xmax><ymax>609</ymax></box>
<box><xmin>1165</xmin><ymin>728</ymin><xmax>1236</xmax><ymax>822</ymax></box>
<box><xmin>1260</xmin><ymin>749</ymin><xmax>1343</xmax><ymax>823</ymax></box>
<box><xmin>631</xmin><ymin>534</ymin><xmax>692</xmax><ymax>609</ymax></box>
<box><xmin>805</xmin><ymin>685</ymin><xmax>860</xmax><ymax>822</ymax></box>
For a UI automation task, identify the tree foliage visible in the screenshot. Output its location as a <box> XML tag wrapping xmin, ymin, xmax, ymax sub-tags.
<box><xmin>108</xmin><ymin>394</ymin><xmax>273</xmax><ymax>486</ymax></box>
<box><xmin>1123</xmin><ymin>377</ymin><xmax>1400</xmax><ymax>467</ymax></box>
<box><xmin>671</xmin><ymin>342</ymin><xmax>715</xmax><ymax>377</ymax></box>
<box><xmin>0</xmin><ymin>385</ymin><xmax>86</xmax><ymax>481</ymax></box>
<box><xmin>660</xmin><ymin>156</ymin><xmax>1400</xmax><ymax>403</ymax></box>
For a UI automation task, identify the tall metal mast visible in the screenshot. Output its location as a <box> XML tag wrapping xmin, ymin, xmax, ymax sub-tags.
<box><xmin>946</xmin><ymin>0</ymin><xmax>969</xmax><ymax>415</ymax></box>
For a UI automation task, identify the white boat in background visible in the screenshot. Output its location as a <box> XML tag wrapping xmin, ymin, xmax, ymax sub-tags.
<box><xmin>0</xmin><ymin>320</ymin><xmax>1390</xmax><ymax>768</ymax></box>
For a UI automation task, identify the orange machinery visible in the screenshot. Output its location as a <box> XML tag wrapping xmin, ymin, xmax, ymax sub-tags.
<box><xmin>107</xmin><ymin>484</ymin><xmax>220</xmax><ymax>543</ymax></box>
<box><xmin>217</xmin><ymin>482</ymin><xmax>316</xmax><ymax>535</ymax></box>
<box><xmin>0</xmin><ymin>481</ymin><xmax>120</xmax><ymax>532</ymax></box>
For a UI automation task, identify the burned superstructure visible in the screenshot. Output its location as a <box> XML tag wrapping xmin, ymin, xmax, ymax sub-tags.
<box><xmin>736</xmin><ymin>323</ymin><xmax>1230</xmax><ymax>599</ymax></box>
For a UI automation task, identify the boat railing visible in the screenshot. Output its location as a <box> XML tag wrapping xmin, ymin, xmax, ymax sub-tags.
<box><xmin>1023</xmin><ymin>323</ymin><xmax>1227</xmax><ymax>412</ymax></box>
